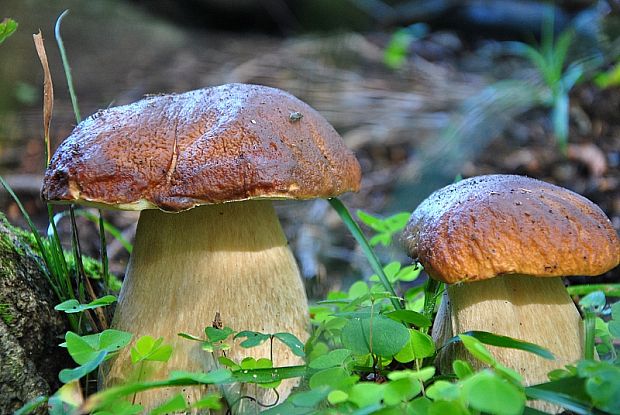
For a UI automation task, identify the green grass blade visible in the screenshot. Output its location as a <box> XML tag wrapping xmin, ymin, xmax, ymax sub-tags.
<box><xmin>422</xmin><ymin>277</ymin><xmax>442</xmax><ymax>321</ymax></box>
<box><xmin>0</xmin><ymin>176</ymin><xmax>57</xmax><ymax>289</ymax></box>
<box><xmin>524</xmin><ymin>386</ymin><xmax>596</xmax><ymax>415</ymax></box>
<box><xmin>567</xmin><ymin>284</ymin><xmax>620</xmax><ymax>297</ymax></box>
<box><xmin>442</xmin><ymin>331</ymin><xmax>555</xmax><ymax>360</ymax></box>
<box><xmin>583</xmin><ymin>311</ymin><xmax>596</xmax><ymax>360</ymax></box>
<box><xmin>55</xmin><ymin>9</ymin><xmax>81</xmax><ymax>123</ymax></box>
<box><xmin>47</xmin><ymin>205</ymin><xmax>74</xmax><ymax>295</ymax></box>
<box><xmin>98</xmin><ymin>210</ymin><xmax>111</xmax><ymax>291</ymax></box>
<box><xmin>69</xmin><ymin>207</ymin><xmax>87</xmax><ymax>303</ymax></box>
<box><xmin>328</xmin><ymin>198</ymin><xmax>402</xmax><ymax>310</ymax></box>
<box><xmin>82</xmin><ymin>369</ymin><xmax>233</xmax><ymax>412</ymax></box>
<box><xmin>0</xmin><ymin>175</ymin><xmax>80</xmax><ymax>331</ymax></box>
<box><xmin>52</xmin><ymin>209</ymin><xmax>133</xmax><ymax>254</ymax></box>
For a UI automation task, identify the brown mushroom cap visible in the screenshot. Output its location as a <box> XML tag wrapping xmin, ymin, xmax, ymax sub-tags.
<box><xmin>42</xmin><ymin>83</ymin><xmax>361</xmax><ymax>211</ymax></box>
<box><xmin>403</xmin><ymin>174</ymin><xmax>620</xmax><ymax>284</ymax></box>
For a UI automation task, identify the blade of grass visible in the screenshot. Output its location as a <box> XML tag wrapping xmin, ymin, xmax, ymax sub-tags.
<box><xmin>52</xmin><ymin>209</ymin><xmax>133</xmax><ymax>254</ymax></box>
<box><xmin>441</xmin><ymin>331</ymin><xmax>555</xmax><ymax>360</ymax></box>
<box><xmin>98</xmin><ymin>214</ymin><xmax>111</xmax><ymax>292</ymax></box>
<box><xmin>56</xmin><ymin>10</ymin><xmax>113</xmax><ymax>300</ymax></box>
<box><xmin>328</xmin><ymin>197</ymin><xmax>402</xmax><ymax>310</ymax></box>
<box><xmin>524</xmin><ymin>386</ymin><xmax>598</xmax><ymax>415</ymax></box>
<box><xmin>583</xmin><ymin>311</ymin><xmax>596</xmax><ymax>360</ymax></box>
<box><xmin>0</xmin><ymin>176</ymin><xmax>79</xmax><ymax>331</ymax></box>
<box><xmin>0</xmin><ymin>176</ymin><xmax>56</xmax><ymax>293</ymax></box>
<box><xmin>567</xmin><ymin>284</ymin><xmax>620</xmax><ymax>297</ymax></box>
<box><xmin>55</xmin><ymin>9</ymin><xmax>80</xmax><ymax>124</ymax></box>
<box><xmin>422</xmin><ymin>277</ymin><xmax>442</xmax><ymax>321</ymax></box>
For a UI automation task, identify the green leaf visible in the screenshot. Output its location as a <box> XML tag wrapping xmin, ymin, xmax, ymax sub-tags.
<box><xmin>130</xmin><ymin>336</ymin><xmax>172</xmax><ymax>363</ymax></box>
<box><xmin>577</xmin><ymin>360</ymin><xmax>620</xmax><ymax>413</ymax></box>
<box><xmin>235</xmin><ymin>330</ymin><xmax>270</xmax><ymax>348</ymax></box>
<box><xmin>64</xmin><ymin>330</ymin><xmax>131</xmax><ymax>365</ymax></box>
<box><xmin>347</xmin><ymin>382</ymin><xmax>386</xmax><ymax>408</ymax></box>
<box><xmin>55</xmin><ymin>295</ymin><xmax>117</xmax><ymax>314</ymax></box>
<box><xmin>394</xmin><ymin>329</ymin><xmax>435</xmax><ymax>363</ymax></box>
<box><xmin>98</xmin><ymin>330</ymin><xmax>133</xmax><ymax>354</ymax></box>
<box><xmin>59</xmin><ymin>350</ymin><xmax>107</xmax><ymax>383</ymax></box>
<box><xmin>357</xmin><ymin>210</ymin><xmax>388</xmax><ymax>232</ymax></box>
<box><xmin>348</xmin><ymin>280</ymin><xmax>370</xmax><ymax>299</ymax></box>
<box><xmin>290</xmin><ymin>388</ymin><xmax>330</xmax><ymax>407</ymax></box>
<box><xmin>217</xmin><ymin>356</ymin><xmax>240</xmax><ymax>370</ymax></box>
<box><xmin>493</xmin><ymin>362</ymin><xmax>524</xmax><ymax>384</ymax></box>
<box><xmin>385</xmin><ymin>309</ymin><xmax>431</xmax><ymax>328</ymax></box>
<box><xmin>191</xmin><ymin>393</ymin><xmax>222</xmax><ymax>410</ymax></box>
<box><xmin>384</xmin><ymin>28</ymin><xmax>415</xmax><ymax>69</ymax></box>
<box><xmin>387</xmin><ymin>367</ymin><xmax>435</xmax><ymax>382</ymax></box>
<box><xmin>408</xmin><ymin>397</ymin><xmax>432</xmax><ymax>415</ymax></box>
<box><xmin>309</xmin><ymin>367</ymin><xmax>357</xmax><ymax>390</ymax></box>
<box><xmin>428</xmin><ymin>400</ymin><xmax>469</xmax><ymax>415</ymax></box>
<box><xmin>308</xmin><ymin>348</ymin><xmax>351</xmax><ymax>369</ymax></box>
<box><xmin>394</xmin><ymin>264</ymin><xmax>422</xmax><ymax>282</ymax></box>
<box><xmin>425</xmin><ymin>380</ymin><xmax>460</xmax><ymax>401</ymax></box>
<box><xmin>65</xmin><ymin>331</ymin><xmax>99</xmax><ymax>365</ymax></box>
<box><xmin>274</xmin><ymin>332</ymin><xmax>306</xmax><ymax>357</ymax></box>
<box><xmin>0</xmin><ymin>18</ymin><xmax>18</xmax><ymax>45</ymax></box>
<box><xmin>327</xmin><ymin>390</ymin><xmax>349</xmax><ymax>404</ymax></box>
<box><xmin>458</xmin><ymin>334</ymin><xmax>496</xmax><ymax>366</ymax></box>
<box><xmin>205</xmin><ymin>326</ymin><xmax>234</xmax><ymax>342</ymax></box>
<box><xmin>452</xmin><ymin>360</ymin><xmax>474</xmax><ymax>379</ymax></box>
<box><xmin>150</xmin><ymin>394</ymin><xmax>187</xmax><ymax>415</ymax></box>
<box><xmin>341</xmin><ymin>315</ymin><xmax>410</xmax><ymax>358</ymax></box>
<box><xmin>579</xmin><ymin>291</ymin><xmax>606</xmax><ymax>313</ymax></box>
<box><xmin>384</xmin><ymin>377</ymin><xmax>422</xmax><ymax>406</ymax></box>
<box><xmin>462</xmin><ymin>371</ymin><xmax>525</xmax><ymax>415</ymax></box>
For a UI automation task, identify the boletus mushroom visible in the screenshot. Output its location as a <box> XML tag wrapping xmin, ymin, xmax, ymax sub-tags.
<box><xmin>42</xmin><ymin>83</ymin><xmax>361</xmax><ymax>410</ymax></box>
<box><xmin>402</xmin><ymin>175</ymin><xmax>619</xmax><ymax>387</ymax></box>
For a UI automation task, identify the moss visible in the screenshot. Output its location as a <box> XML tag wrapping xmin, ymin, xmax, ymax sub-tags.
<box><xmin>0</xmin><ymin>303</ymin><xmax>14</xmax><ymax>324</ymax></box>
<box><xmin>0</xmin><ymin>212</ymin><xmax>117</xmax><ymax>296</ymax></box>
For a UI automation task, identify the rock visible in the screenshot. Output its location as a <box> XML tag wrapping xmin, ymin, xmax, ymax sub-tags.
<box><xmin>0</xmin><ymin>213</ymin><xmax>70</xmax><ymax>414</ymax></box>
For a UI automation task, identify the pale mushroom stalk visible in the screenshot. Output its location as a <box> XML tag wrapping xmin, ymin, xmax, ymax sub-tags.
<box><xmin>403</xmin><ymin>175</ymin><xmax>620</xmax><ymax>413</ymax></box>
<box><xmin>433</xmin><ymin>275</ymin><xmax>583</xmax><ymax>384</ymax></box>
<box><xmin>101</xmin><ymin>200</ymin><xmax>308</xmax><ymax>409</ymax></box>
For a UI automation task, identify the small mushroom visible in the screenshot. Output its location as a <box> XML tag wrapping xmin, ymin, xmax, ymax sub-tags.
<box><xmin>402</xmin><ymin>175</ymin><xmax>619</xmax><ymax>387</ymax></box>
<box><xmin>42</xmin><ymin>84</ymin><xmax>361</xmax><ymax>410</ymax></box>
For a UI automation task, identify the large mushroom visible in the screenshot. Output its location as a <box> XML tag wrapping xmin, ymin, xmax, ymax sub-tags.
<box><xmin>402</xmin><ymin>175</ymin><xmax>619</xmax><ymax>386</ymax></box>
<box><xmin>42</xmin><ymin>84</ymin><xmax>361</xmax><ymax>410</ymax></box>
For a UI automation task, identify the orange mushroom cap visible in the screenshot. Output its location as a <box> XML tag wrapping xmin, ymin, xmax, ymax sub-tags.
<box><xmin>403</xmin><ymin>175</ymin><xmax>620</xmax><ymax>284</ymax></box>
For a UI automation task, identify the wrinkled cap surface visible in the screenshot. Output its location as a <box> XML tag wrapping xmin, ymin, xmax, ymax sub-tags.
<box><xmin>42</xmin><ymin>83</ymin><xmax>361</xmax><ymax>211</ymax></box>
<box><xmin>402</xmin><ymin>174</ymin><xmax>620</xmax><ymax>284</ymax></box>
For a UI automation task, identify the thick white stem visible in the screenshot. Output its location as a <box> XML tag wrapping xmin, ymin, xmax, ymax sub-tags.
<box><xmin>100</xmin><ymin>200</ymin><xmax>309</xmax><ymax>411</ymax></box>
<box><xmin>433</xmin><ymin>275</ymin><xmax>583</xmax><ymax>412</ymax></box>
